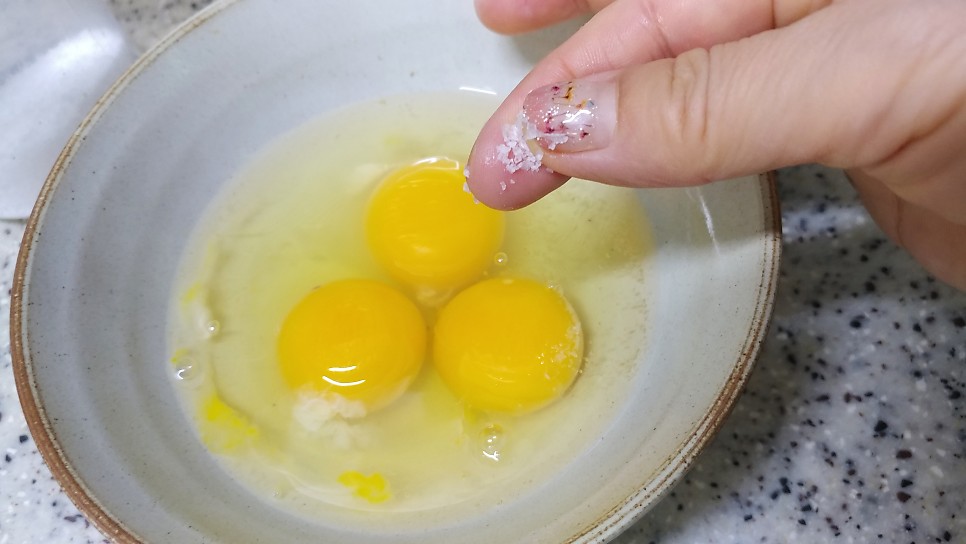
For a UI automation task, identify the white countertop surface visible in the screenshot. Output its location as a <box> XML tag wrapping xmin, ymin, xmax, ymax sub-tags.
<box><xmin>1</xmin><ymin>1</ymin><xmax>964</xmax><ymax>543</ymax></box>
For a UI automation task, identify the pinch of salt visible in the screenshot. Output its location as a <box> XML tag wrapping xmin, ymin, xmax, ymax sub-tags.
<box><xmin>541</xmin><ymin>132</ymin><xmax>569</xmax><ymax>151</ymax></box>
<box><xmin>497</xmin><ymin>112</ymin><xmax>544</xmax><ymax>174</ymax></box>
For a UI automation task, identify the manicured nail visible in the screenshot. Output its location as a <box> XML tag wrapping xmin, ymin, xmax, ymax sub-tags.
<box><xmin>522</xmin><ymin>78</ymin><xmax>616</xmax><ymax>153</ymax></box>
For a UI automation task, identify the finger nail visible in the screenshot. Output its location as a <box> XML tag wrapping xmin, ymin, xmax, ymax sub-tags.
<box><xmin>522</xmin><ymin>78</ymin><xmax>616</xmax><ymax>153</ymax></box>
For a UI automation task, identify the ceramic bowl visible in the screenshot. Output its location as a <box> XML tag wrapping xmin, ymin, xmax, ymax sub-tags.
<box><xmin>11</xmin><ymin>0</ymin><xmax>781</xmax><ymax>542</ymax></box>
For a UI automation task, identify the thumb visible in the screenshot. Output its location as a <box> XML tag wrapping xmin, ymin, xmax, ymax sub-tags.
<box><xmin>466</xmin><ymin>1</ymin><xmax>946</xmax><ymax>209</ymax></box>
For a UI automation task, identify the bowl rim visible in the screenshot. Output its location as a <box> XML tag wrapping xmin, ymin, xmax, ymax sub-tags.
<box><xmin>10</xmin><ymin>2</ymin><xmax>236</xmax><ymax>542</ymax></box>
<box><xmin>9</xmin><ymin>1</ymin><xmax>783</xmax><ymax>541</ymax></box>
<box><xmin>575</xmin><ymin>172</ymin><xmax>781</xmax><ymax>543</ymax></box>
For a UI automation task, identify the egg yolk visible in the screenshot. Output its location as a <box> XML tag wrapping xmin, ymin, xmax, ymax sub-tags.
<box><xmin>277</xmin><ymin>279</ymin><xmax>426</xmax><ymax>414</ymax></box>
<box><xmin>433</xmin><ymin>277</ymin><xmax>584</xmax><ymax>414</ymax></box>
<box><xmin>365</xmin><ymin>158</ymin><xmax>504</xmax><ymax>294</ymax></box>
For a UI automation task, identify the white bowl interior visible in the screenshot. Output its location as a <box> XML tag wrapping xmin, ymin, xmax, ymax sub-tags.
<box><xmin>15</xmin><ymin>1</ymin><xmax>779</xmax><ymax>542</ymax></box>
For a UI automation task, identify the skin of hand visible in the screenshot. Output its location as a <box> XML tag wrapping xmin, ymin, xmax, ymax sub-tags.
<box><xmin>465</xmin><ymin>0</ymin><xmax>966</xmax><ymax>291</ymax></box>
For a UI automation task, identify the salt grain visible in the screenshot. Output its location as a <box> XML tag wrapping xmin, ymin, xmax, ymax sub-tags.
<box><xmin>497</xmin><ymin>112</ymin><xmax>545</xmax><ymax>173</ymax></box>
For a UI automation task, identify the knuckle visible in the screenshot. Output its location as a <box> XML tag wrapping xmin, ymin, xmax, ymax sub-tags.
<box><xmin>663</xmin><ymin>48</ymin><xmax>717</xmax><ymax>180</ymax></box>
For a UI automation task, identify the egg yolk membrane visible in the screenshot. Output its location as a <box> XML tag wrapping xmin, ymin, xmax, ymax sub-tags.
<box><xmin>276</xmin><ymin>279</ymin><xmax>426</xmax><ymax>415</ymax></box>
<box><xmin>365</xmin><ymin>158</ymin><xmax>504</xmax><ymax>297</ymax></box>
<box><xmin>433</xmin><ymin>277</ymin><xmax>584</xmax><ymax>414</ymax></box>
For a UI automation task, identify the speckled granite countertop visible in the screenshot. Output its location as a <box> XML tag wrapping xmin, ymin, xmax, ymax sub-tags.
<box><xmin>1</xmin><ymin>2</ymin><xmax>964</xmax><ymax>543</ymax></box>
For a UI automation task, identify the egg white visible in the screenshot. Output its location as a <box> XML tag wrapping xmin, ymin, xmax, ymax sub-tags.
<box><xmin>167</xmin><ymin>91</ymin><xmax>653</xmax><ymax>527</ymax></box>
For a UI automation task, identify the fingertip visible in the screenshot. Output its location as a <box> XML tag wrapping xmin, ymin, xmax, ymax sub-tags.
<box><xmin>468</xmin><ymin>167</ymin><xmax>569</xmax><ymax>211</ymax></box>
<box><xmin>474</xmin><ymin>0</ymin><xmax>587</xmax><ymax>35</ymax></box>
<box><xmin>474</xmin><ymin>0</ymin><xmax>524</xmax><ymax>34</ymax></box>
<box><xmin>466</xmin><ymin>115</ymin><xmax>569</xmax><ymax>210</ymax></box>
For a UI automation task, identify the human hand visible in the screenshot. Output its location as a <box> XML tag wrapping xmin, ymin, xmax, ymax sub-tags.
<box><xmin>465</xmin><ymin>0</ymin><xmax>966</xmax><ymax>290</ymax></box>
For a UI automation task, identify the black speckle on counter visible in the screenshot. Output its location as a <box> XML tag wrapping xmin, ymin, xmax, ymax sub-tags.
<box><xmin>873</xmin><ymin>420</ymin><xmax>889</xmax><ymax>434</ymax></box>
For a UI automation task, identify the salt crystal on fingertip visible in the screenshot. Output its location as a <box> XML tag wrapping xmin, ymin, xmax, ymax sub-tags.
<box><xmin>497</xmin><ymin>112</ymin><xmax>545</xmax><ymax>174</ymax></box>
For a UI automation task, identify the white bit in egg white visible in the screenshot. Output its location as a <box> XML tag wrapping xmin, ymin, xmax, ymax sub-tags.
<box><xmin>292</xmin><ymin>391</ymin><xmax>367</xmax><ymax>431</ymax></box>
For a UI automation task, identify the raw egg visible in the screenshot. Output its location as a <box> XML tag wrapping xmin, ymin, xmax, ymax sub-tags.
<box><xmin>434</xmin><ymin>277</ymin><xmax>583</xmax><ymax>414</ymax></box>
<box><xmin>277</xmin><ymin>278</ymin><xmax>426</xmax><ymax>414</ymax></box>
<box><xmin>167</xmin><ymin>91</ymin><xmax>653</xmax><ymax>528</ymax></box>
<box><xmin>366</xmin><ymin>157</ymin><xmax>504</xmax><ymax>298</ymax></box>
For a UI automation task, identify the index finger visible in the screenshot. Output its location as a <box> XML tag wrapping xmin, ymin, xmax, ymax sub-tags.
<box><xmin>475</xmin><ymin>0</ymin><xmax>615</xmax><ymax>35</ymax></box>
<box><xmin>467</xmin><ymin>0</ymin><xmax>824</xmax><ymax>209</ymax></box>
